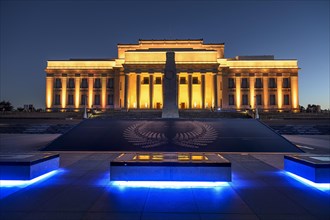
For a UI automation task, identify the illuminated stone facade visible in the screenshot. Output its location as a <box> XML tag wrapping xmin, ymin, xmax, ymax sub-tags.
<box><xmin>45</xmin><ymin>39</ymin><xmax>299</xmax><ymax>111</ymax></box>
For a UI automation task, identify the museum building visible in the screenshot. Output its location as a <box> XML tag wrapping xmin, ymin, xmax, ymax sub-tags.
<box><xmin>45</xmin><ymin>39</ymin><xmax>299</xmax><ymax>111</ymax></box>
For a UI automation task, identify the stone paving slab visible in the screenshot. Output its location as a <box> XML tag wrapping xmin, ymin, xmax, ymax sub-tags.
<box><xmin>1</xmin><ymin>152</ymin><xmax>329</xmax><ymax>220</ymax></box>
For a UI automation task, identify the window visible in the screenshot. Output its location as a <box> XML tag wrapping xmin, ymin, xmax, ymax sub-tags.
<box><xmin>107</xmin><ymin>78</ymin><xmax>114</xmax><ymax>88</ymax></box>
<box><xmin>94</xmin><ymin>94</ymin><xmax>100</xmax><ymax>105</ymax></box>
<box><xmin>242</xmin><ymin>94</ymin><xmax>248</xmax><ymax>105</ymax></box>
<box><xmin>68</xmin><ymin>94</ymin><xmax>74</xmax><ymax>105</ymax></box>
<box><xmin>54</xmin><ymin>78</ymin><xmax>62</xmax><ymax>88</ymax></box>
<box><xmin>192</xmin><ymin>77</ymin><xmax>199</xmax><ymax>84</ymax></box>
<box><xmin>270</xmin><ymin>94</ymin><xmax>276</xmax><ymax>105</ymax></box>
<box><xmin>180</xmin><ymin>77</ymin><xmax>187</xmax><ymax>84</ymax></box>
<box><xmin>81</xmin><ymin>95</ymin><xmax>87</xmax><ymax>105</ymax></box>
<box><xmin>255</xmin><ymin>78</ymin><xmax>263</xmax><ymax>88</ymax></box>
<box><xmin>55</xmin><ymin>94</ymin><xmax>61</xmax><ymax>105</ymax></box>
<box><xmin>143</xmin><ymin>77</ymin><xmax>149</xmax><ymax>84</ymax></box>
<box><xmin>256</xmin><ymin>94</ymin><xmax>262</xmax><ymax>105</ymax></box>
<box><xmin>229</xmin><ymin>95</ymin><xmax>235</xmax><ymax>105</ymax></box>
<box><xmin>94</xmin><ymin>78</ymin><xmax>101</xmax><ymax>88</ymax></box>
<box><xmin>241</xmin><ymin>78</ymin><xmax>248</xmax><ymax>88</ymax></box>
<box><xmin>283</xmin><ymin>78</ymin><xmax>290</xmax><ymax>88</ymax></box>
<box><xmin>228</xmin><ymin>78</ymin><xmax>235</xmax><ymax>88</ymax></box>
<box><xmin>269</xmin><ymin>78</ymin><xmax>277</xmax><ymax>88</ymax></box>
<box><xmin>155</xmin><ymin>77</ymin><xmax>162</xmax><ymax>84</ymax></box>
<box><xmin>108</xmin><ymin>94</ymin><xmax>114</xmax><ymax>105</ymax></box>
<box><xmin>81</xmin><ymin>78</ymin><xmax>88</xmax><ymax>88</ymax></box>
<box><xmin>284</xmin><ymin>94</ymin><xmax>290</xmax><ymax>105</ymax></box>
<box><xmin>68</xmin><ymin>78</ymin><xmax>75</xmax><ymax>88</ymax></box>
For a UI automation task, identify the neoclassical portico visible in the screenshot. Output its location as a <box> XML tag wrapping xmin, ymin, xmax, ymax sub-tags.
<box><xmin>45</xmin><ymin>39</ymin><xmax>299</xmax><ymax>112</ymax></box>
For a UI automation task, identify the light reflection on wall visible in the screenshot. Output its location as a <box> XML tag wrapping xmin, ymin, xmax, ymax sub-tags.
<box><xmin>284</xmin><ymin>171</ymin><xmax>330</xmax><ymax>191</ymax></box>
<box><xmin>140</xmin><ymin>73</ymin><xmax>150</xmax><ymax>109</ymax></box>
<box><xmin>153</xmin><ymin>73</ymin><xmax>163</xmax><ymax>109</ymax></box>
<box><xmin>0</xmin><ymin>170</ymin><xmax>60</xmax><ymax>199</ymax></box>
<box><xmin>178</xmin><ymin>73</ymin><xmax>188</xmax><ymax>109</ymax></box>
<box><xmin>192</xmin><ymin>74</ymin><xmax>201</xmax><ymax>108</ymax></box>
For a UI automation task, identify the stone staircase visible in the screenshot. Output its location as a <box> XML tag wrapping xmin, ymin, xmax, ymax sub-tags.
<box><xmin>269</xmin><ymin>124</ymin><xmax>330</xmax><ymax>135</ymax></box>
<box><xmin>92</xmin><ymin>109</ymin><xmax>251</xmax><ymax>119</ymax></box>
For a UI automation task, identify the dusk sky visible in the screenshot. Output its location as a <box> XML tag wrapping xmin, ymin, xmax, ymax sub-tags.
<box><xmin>1</xmin><ymin>0</ymin><xmax>329</xmax><ymax>109</ymax></box>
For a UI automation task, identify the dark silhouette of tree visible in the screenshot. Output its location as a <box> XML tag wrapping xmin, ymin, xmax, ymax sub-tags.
<box><xmin>0</xmin><ymin>101</ymin><xmax>14</xmax><ymax>111</ymax></box>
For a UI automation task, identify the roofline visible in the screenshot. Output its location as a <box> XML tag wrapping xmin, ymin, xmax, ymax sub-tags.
<box><xmin>118</xmin><ymin>39</ymin><xmax>225</xmax><ymax>46</ymax></box>
<box><xmin>47</xmin><ymin>58</ymin><xmax>116</xmax><ymax>61</ymax></box>
<box><xmin>139</xmin><ymin>38</ymin><xmax>204</xmax><ymax>41</ymax></box>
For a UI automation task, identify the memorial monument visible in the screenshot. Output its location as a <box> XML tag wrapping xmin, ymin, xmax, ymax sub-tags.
<box><xmin>162</xmin><ymin>52</ymin><xmax>179</xmax><ymax>118</ymax></box>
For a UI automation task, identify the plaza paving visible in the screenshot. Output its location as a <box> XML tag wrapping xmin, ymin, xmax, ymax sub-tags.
<box><xmin>0</xmin><ymin>132</ymin><xmax>329</xmax><ymax>220</ymax></box>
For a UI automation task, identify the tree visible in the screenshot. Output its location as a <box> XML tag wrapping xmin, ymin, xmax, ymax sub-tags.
<box><xmin>0</xmin><ymin>101</ymin><xmax>14</xmax><ymax>111</ymax></box>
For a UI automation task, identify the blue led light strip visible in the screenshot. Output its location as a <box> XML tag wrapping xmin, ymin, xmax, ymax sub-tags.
<box><xmin>111</xmin><ymin>181</ymin><xmax>229</xmax><ymax>189</ymax></box>
<box><xmin>0</xmin><ymin>170</ymin><xmax>58</xmax><ymax>187</ymax></box>
<box><xmin>285</xmin><ymin>172</ymin><xmax>330</xmax><ymax>191</ymax></box>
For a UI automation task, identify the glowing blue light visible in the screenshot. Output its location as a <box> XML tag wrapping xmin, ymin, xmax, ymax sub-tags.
<box><xmin>0</xmin><ymin>170</ymin><xmax>58</xmax><ymax>187</ymax></box>
<box><xmin>285</xmin><ymin>172</ymin><xmax>330</xmax><ymax>191</ymax></box>
<box><xmin>111</xmin><ymin>181</ymin><xmax>229</xmax><ymax>189</ymax></box>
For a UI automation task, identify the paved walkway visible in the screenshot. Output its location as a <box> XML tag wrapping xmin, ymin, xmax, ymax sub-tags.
<box><xmin>1</xmin><ymin>134</ymin><xmax>329</xmax><ymax>219</ymax></box>
<box><xmin>283</xmin><ymin>135</ymin><xmax>330</xmax><ymax>154</ymax></box>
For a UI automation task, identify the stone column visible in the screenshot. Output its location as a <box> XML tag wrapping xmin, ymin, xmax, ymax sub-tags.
<box><xmin>277</xmin><ymin>77</ymin><xmax>283</xmax><ymax>110</ymax></box>
<box><xmin>88</xmin><ymin>77</ymin><xmax>94</xmax><ymax>108</ymax></box>
<box><xmin>75</xmin><ymin>76</ymin><xmax>80</xmax><ymax>109</ymax></box>
<box><xmin>101</xmin><ymin>77</ymin><xmax>107</xmax><ymax>109</ymax></box>
<box><xmin>177</xmin><ymin>74</ymin><xmax>180</xmax><ymax>108</ymax></box>
<box><xmin>136</xmin><ymin>74</ymin><xmax>141</xmax><ymax>109</ymax></box>
<box><xmin>45</xmin><ymin>76</ymin><xmax>54</xmax><ymax>109</ymax></box>
<box><xmin>263</xmin><ymin>77</ymin><xmax>269</xmax><ymax>110</ymax></box>
<box><xmin>188</xmin><ymin>74</ymin><xmax>192</xmax><ymax>109</ymax></box>
<box><xmin>213</xmin><ymin>74</ymin><xmax>218</xmax><ymax>108</ymax></box>
<box><xmin>290</xmin><ymin>75</ymin><xmax>299</xmax><ymax>111</ymax></box>
<box><xmin>61</xmin><ymin>77</ymin><xmax>67</xmax><ymax>109</ymax></box>
<box><xmin>249</xmin><ymin>77</ymin><xmax>255</xmax><ymax>108</ymax></box>
<box><xmin>201</xmin><ymin>74</ymin><xmax>205</xmax><ymax>109</ymax></box>
<box><xmin>124</xmin><ymin>74</ymin><xmax>129</xmax><ymax>109</ymax></box>
<box><xmin>149</xmin><ymin>74</ymin><xmax>154</xmax><ymax>109</ymax></box>
<box><xmin>235</xmin><ymin>76</ymin><xmax>241</xmax><ymax>109</ymax></box>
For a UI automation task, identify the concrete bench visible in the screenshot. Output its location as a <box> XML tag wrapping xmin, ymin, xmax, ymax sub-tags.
<box><xmin>110</xmin><ymin>153</ymin><xmax>231</xmax><ymax>182</ymax></box>
<box><xmin>284</xmin><ymin>155</ymin><xmax>330</xmax><ymax>183</ymax></box>
<box><xmin>0</xmin><ymin>153</ymin><xmax>59</xmax><ymax>180</ymax></box>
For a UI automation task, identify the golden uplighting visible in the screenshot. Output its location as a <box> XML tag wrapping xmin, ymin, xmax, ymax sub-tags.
<box><xmin>45</xmin><ymin>40</ymin><xmax>299</xmax><ymax>112</ymax></box>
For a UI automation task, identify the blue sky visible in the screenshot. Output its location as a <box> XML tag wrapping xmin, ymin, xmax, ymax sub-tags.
<box><xmin>1</xmin><ymin>0</ymin><xmax>329</xmax><ymax>109</ymax></box>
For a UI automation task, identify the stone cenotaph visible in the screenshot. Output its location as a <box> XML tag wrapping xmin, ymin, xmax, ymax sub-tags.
<box><xmin>161</xmin><ymin>52</ymin><xmax>179</xmax><ymax>118</ymax></box>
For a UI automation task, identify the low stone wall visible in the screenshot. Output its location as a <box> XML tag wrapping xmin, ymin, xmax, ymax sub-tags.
<box><xmin>0</xmin><ymin>111</ymin><xmax>82</xmax><ymax>119</ymax></box>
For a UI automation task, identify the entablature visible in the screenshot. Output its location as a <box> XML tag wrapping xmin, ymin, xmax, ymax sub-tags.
<box><xmin>218</xmin><ymin>58</ymin><xmax>299</xmax><ymax>69</ymax></box>
<box><xmin>46</xmin><ymin>60</ymin><xmax>121</xmax><ymax>70</ymax></box>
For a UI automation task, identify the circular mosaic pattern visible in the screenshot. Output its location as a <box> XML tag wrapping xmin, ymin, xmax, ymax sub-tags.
<box><xmin>123</xmin><ymin>121</ymin><xmax>218</xmax><ymax>149</ymax></box>
<box><xmin>123</xmin><ymin>122</ymin><xmax>168</xmax><ymax>149</ymax></box>
<box><xmin>172</xmin><ymin>121</ymin><xmax>218</xmax><ymax>149</ymax></box>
